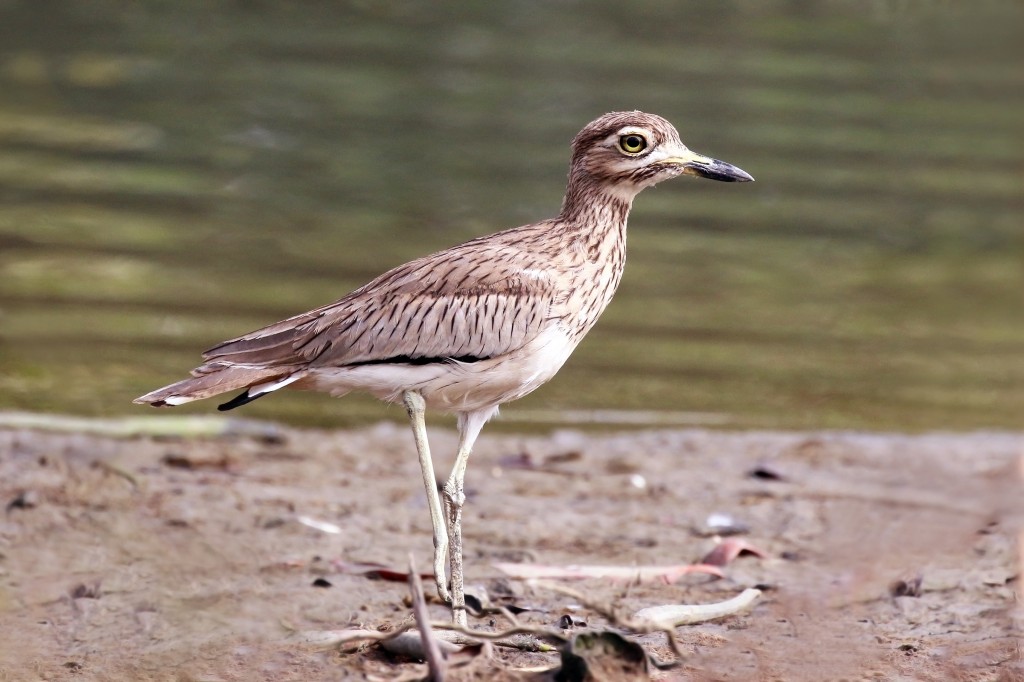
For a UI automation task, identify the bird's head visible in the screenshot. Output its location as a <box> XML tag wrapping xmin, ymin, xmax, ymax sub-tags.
<box><xmin>567</xmin><ymin>111</ymin><xmax>753</xmax><ymax>204</ymax></box>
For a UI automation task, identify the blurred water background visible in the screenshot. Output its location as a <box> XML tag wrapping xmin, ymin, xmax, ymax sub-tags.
<box><xmin>0</xmin><ymin>1</ymin><xmax>1020</xmax><ymax>430</ymax></box>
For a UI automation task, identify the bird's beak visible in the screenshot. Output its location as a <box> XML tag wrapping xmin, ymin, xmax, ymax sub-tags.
<box><xmin>664</xmin><ymin>147</ymin><xmax>754</xmax><ymax>183</ymax></box>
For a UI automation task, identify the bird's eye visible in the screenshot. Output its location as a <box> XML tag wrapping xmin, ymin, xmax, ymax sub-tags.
<box><xmin>618</xmin><ymin>134</ymin><xmax>648</xmax><ymax>155</ymax></box>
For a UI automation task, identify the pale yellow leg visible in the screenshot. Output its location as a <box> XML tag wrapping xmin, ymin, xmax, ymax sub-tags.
<box><xmin>403</xmin><ymin>390</ymin><xmax>450</xmax><ymax>603</ymax></box>
<box><xmin>442</xmin><ymin>409</ymin><xmax>493</xmax><ymax>627</ymax></box>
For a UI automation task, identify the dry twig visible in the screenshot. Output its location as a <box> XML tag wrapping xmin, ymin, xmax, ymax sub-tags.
<box><xmin>291</xmin><ymin>579</ymin><xmax>759</xmax><ymax>672</ymax></box>
<box><xmin>409</xmin><ymin>554</ymin><xmax>446</xmax><ymax>681</ymax></box>
<box><xmin>531</xmin><ymin>581</ymin><xmax>761</xmax><ymax>667</ymax></box>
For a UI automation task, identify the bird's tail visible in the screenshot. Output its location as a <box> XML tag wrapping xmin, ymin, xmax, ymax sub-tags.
<box><xmin>134</xmin><ymin>363</ymin><xmax>303</xmax><ymax>410</ymax></box>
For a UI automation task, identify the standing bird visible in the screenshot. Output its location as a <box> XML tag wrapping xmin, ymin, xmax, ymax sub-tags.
<box><xmin>135</xmin><ymin>111</ymin><xmax>753</xmax><ymax>626</ymax></box>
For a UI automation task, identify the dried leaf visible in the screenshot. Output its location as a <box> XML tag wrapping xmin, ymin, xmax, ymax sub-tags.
<box><xmin>558</xmin><ymin>614</ymin><xmax>588</xmax><ymax>629</ymax></box>
<box><xmin>699</xmin><ymin>538</ymin><xmax>769</xmax><ymax>567</ymax></box>
<box><xmin>332</xmin><ymin>559</ymin><xmax>434</xmax><ymax>582</ymax></box>
<box><xmin>160</xmin><ymin>452</ymin><xmax>233</xmax><ymax>470</ymax></box>
<box><xmin>378</xmin><ymin>631</ymin><xmax>464</xmax><ymax>660</ymax></box>
<box><xmin>6</xmin><ymin>490</ymin><xmax>39</xmax><ymax>511</ymax></box>
<box><xmin>556</xmin><ymin>631</ymin><xmax>649</xmax><ymax>681</ymax></box>
<box><xmin>747</xmin><ymin>463</ymin><xmax>787</xmax><ymax>481</ymax></box>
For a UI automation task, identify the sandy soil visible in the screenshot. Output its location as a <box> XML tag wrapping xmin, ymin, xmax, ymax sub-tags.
<box><xmin>0</xmin><ymin>420</ymin><xmax>1020</xmax><ymax>680</ymax></box>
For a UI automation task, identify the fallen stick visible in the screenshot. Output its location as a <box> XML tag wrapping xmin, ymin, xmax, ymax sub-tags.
<box><xmin>408</xmin><ymin>554</ymin><xmax>446</xmax><ymax>681</ymax></box>
<box><xmin>532</xmin><ymin>581</ymin><xmax>761</xmax><ymax>667</ymax></box>
<box><xmin>632</xmin><ymin>588</ymin><xmax>762</xmax><ymax>627</ymax></box>
<box><xmin>494</xmin><ymin>562</ymin><xmax>723</xmax><ymax>582</ymax></box>
<box><xmin>290</xmin><ymin>622</ymin><xmax>558</xmax><ymax>653</ymax></box>
<box><xmin>291</xmin><ymin>583</ymin><xmax>761</xmax><ymax>669</ymax></box>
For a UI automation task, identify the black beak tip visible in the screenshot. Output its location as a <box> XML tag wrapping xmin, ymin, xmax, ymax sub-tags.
<box><xmin>691</xmin><ymin>159</ymin><xmax>754</xmax><ymax>183</ymax></box>
<box><xmin>714</xmin><ymin>162</ymin><xmax>754</xmax><ymax>183</ymax></box>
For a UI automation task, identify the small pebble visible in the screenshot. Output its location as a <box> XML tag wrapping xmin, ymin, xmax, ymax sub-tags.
<box><xmin>6</xmin><ymin>490</ymin><xmax>39</xmax><ymax>511</ymax></box>
<box><xmin>558</xmin><ymin>614</ymin><xmax>587</xmax><ymax>629</ymax></box>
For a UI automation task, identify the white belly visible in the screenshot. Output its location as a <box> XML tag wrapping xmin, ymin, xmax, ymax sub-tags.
<box><xmin>300</xmin><ymin>325</ymin><xmax>579</xmax><ymax>414</ymax></box>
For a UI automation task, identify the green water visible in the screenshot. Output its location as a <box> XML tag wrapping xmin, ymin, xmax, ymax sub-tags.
<box><xmin>0</xmin><ymin>2</ymin><xmax>1021</xmax><ymax>431</ymax></box>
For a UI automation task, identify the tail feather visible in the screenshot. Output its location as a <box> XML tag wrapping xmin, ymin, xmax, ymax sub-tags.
<box><xmin>134</xmin><ymin>364</ymin><xmax>301</xmax><ymax>407</ymax></box>
<box><xmin>216</xmin><ymin>389</ymin><xmax>268</xmax><ymax>412</ymax></box>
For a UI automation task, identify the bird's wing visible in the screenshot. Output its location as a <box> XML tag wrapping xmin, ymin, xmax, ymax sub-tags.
<box><xmin>201</xmin><ymin>236</ymin><xmax>557</xmax><ymax>369</ymax></box>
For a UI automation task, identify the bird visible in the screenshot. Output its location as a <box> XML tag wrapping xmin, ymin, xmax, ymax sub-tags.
<box><xmin>135</xmin><ymin>111</ymin><xmax>753</xmax><ymax>626</ymax></box>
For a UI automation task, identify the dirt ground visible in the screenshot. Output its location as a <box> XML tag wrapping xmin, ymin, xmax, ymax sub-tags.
<box><xmin>0</xmin><ymin>418</ymin><xmax>1020</xmax><ymax>681</ymax></box>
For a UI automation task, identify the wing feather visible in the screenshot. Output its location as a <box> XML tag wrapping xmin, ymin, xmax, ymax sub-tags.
<box><xmin>202</xmin><ymin>233</ymin><xmax>557</xmax><ymax>369</ymax></box>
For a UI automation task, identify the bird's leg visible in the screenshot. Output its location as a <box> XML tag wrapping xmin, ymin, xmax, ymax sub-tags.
<box><xmin>443</xmin><ymin>409</ymin><xmax>492</xmax><ymax>627</ymax></box>
<box><xmin>403</xmin><ymin>390</ymin><xmax>450</xmax><ymax>603</ymax></box>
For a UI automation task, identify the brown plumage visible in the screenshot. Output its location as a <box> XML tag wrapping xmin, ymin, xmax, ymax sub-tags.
<box><xmin>135</xmin><ymin>111</ymin><xmax>753</xmax><ymax>624</ymax></box>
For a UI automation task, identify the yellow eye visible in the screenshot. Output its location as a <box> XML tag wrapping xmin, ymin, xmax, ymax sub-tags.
<box><xmin>619</xmin><ymin>134</ymin><xmax>648</xmax><ymax>155</ymax></box>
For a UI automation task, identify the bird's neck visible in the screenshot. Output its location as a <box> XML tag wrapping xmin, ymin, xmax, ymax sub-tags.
<box><xmin>558</xmin><ymin>175</ymin><xmax>634</xmax><ymax>261</ymax></box>
<box><xmin>554</xmin><ymin>176</ymin><xmax>634</xmax><ymax>341</ymax></box>
<box><xmin>559</xmin><ymin>173</ymin><xmax>634</xmax><ymax>227</ymax></box>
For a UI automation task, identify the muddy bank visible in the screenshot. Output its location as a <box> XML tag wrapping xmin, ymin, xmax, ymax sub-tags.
<box><xmin>0</xmin><ymin>419</ymin><xmax>1020</xmax><ymax>680</ymax></box>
